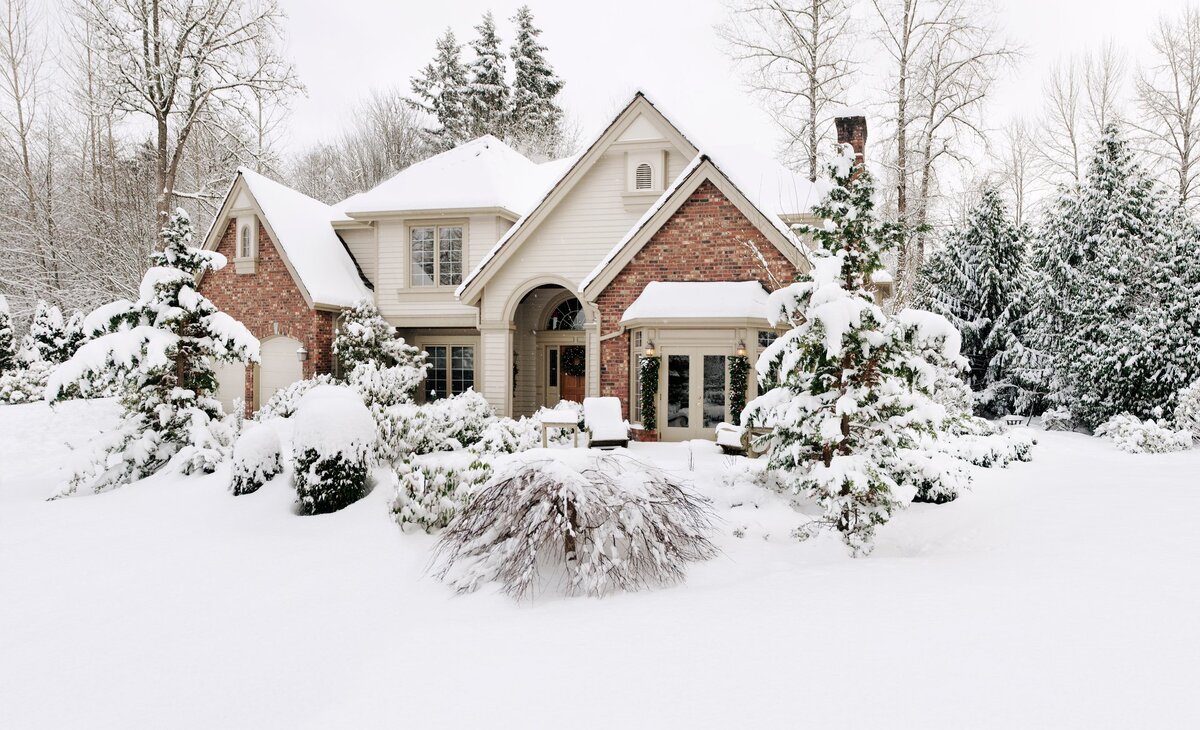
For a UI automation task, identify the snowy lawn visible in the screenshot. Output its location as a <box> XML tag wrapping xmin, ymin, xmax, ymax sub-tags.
<box><xmin>2</xmin><ymin>399</ymin><xmax>1198</xmax><ymax>729</ymax></box>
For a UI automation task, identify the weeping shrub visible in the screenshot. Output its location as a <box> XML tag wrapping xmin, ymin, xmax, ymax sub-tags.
<box><xmin>432</xmin><ymin>452</ymin><xmax>717</xmax><ymax>600</ymax></box>
<box><xmin>230</xmin><ymin>421</ymin><xmax>283</xmax><ymax>495</ymax></box>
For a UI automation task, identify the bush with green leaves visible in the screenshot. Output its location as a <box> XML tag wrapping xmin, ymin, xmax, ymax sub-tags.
<box><xmin>469</xmin><ymin>416</ymin><xmax>542</xmax><ymax>455</ymax></box>
<box><xmin>291</xmin><ymin>385</ymin><xmax>376</xmax><ymax>515</ymax></box>
<box><xmin>1095</xmin><ymin>414</ymin><xmax>1191</xmax><ymax>454</ymax></box>
<box><xmin>230</xmin><ymin>421</ymin><xmax>283</xmax><ymax>495</ymax></box>
<box><xmin>390</xmin><ymin>457</ymin><xmax>494</xmax><ymax>532</ymax></box>
<box><xmin>0</xmin><ymin>361</ymin><xmax>51</xmax><ymax>404</ymax></box>
<box><xmin>333</xmin><ymin>299</ymin><xmax>426</xmax><ymax>376</ymax></box>
<box><xmin>1173</xmin><ymin>381</ymin><xmax>1200</xmax><ymax>440</ymax></box>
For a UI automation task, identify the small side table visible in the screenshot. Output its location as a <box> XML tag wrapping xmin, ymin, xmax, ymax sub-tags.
<box><xmin>539</xmin><ymin>414</ymin><xmax>580</xmax><ymax>448</ymax></box>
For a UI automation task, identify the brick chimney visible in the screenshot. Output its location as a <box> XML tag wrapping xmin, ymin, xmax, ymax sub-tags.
<box><xmin>834</xmin><ymin>113</ymin><xmax>868</xmax><ymax>165</ymax></box>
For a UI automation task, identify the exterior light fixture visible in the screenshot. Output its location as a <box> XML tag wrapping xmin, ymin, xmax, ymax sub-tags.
<box><xmin>736</xmin><ymin>340</ymin><xmax>747</xmax><ymax>357</ymax></box>
<box><xmin>296</xmin><ymin>345</ymin><xmax>309</xmax><ymax>362</ymax></box>
<box><xmin>644</xmin><ymin>340</ymin><xmax>656</xmax><ymax>357</ymax></box>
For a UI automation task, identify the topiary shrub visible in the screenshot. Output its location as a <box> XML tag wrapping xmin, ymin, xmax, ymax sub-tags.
<box><xmin>291</xmin><ymin>385</ymin><xmax>376</xmax><ymax>515</ymax></box>
<box><xmin>432</xmin><ymin>452</ymin><xmax>717</xmax><ymax>600</ymax></box>
<box><xmin>390</xmin><ymin>458</ymin><xmax>493</xmax><ymax>532</ymax></box>
<box><xmin>230</xmin><ymin>421</ymin><xmax>283</xmax><ymax>495</ymax></box>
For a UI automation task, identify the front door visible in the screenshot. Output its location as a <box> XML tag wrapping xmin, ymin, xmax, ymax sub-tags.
<box><xmin>660</xmin><ymin>350</ymin><xmax>729</xmax><ymax>441</ymax></box>
<box><xmin>545</xmin><ymin>344</ymin><xmax>586</xmax><ymax>407</ymax></box>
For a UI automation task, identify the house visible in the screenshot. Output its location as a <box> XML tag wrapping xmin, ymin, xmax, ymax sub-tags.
<box><xmin>198</xmin><ymin>91</ymin><xmax>875</xmax><ymax>441</ymax></box>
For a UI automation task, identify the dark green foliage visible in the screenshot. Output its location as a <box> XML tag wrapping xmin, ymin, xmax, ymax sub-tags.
<box><xmin>728</xmin><ymin>355</ymin><xmax>750</xmax><ymax>423</ymax></box>
<box><xmin>639</xmin><ymin>355</ymin><xmax>659</xmax><ymax>430</ymax></box>
<box><xmin>293</xmin><ymin>447</ymin><xmax>369</xmax><ymax>515</ymax></box>
<box><xmin>408</xmin><ymin>28</ymin><xmax>471</xmax><ymax>151</ymax></box>
<box><xmin>466</xmin><ymin>11</ymin><xmax>510</xmax><ymax>138</ymax></box>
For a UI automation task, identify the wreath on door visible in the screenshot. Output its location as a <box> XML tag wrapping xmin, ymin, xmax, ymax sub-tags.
<box><xmin>561</xmin><ymin>345</ymin><xmax>586</xmax><ymax>377</ymax></box>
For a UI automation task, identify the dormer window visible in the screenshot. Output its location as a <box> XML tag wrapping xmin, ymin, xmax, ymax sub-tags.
<box><xmin>625</xmin><ymin>150</ymin><xmax>666</xmax><ymax>195</ymax></box>
<box><xmin>635</xmin><ymin>163</ymin><xmax>653</xmax><ymax>190</ymax></box>
<box><xmin>233</xmin><ymin>214</ymin><xmax>257</xmax><ymax>274</ymax></box>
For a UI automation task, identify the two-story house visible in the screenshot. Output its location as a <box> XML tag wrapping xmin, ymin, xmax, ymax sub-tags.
<box><xmin>198</xmin><ymin>91</ymin><xmax>873</xmax><ymax>441</ymax></box>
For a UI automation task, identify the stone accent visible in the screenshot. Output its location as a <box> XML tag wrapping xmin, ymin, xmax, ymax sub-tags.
<box><xmin>594</xmin><ymin>179</ymin><xmax>802</xmax><ymax>426</ymax></box>
<box><xmin>198</xmin><ymin>219</ymin><xmax>336</xmax><ymax>414</ymax></box>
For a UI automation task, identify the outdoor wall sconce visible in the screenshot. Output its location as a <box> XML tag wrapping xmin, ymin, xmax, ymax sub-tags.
<box><xmin>296</xmin><ymin>345</ymin><xmax>309</xmax><ymax>362</ymax></box>
<box><xmin>644</xmin><ymin>340</ymin><xmax>656</xmax><ymax>357</ymax></box>
<box><xmin>735</xmin><ymin>340</ymin><xmax>747</xmax><ymax>357</ymax></box>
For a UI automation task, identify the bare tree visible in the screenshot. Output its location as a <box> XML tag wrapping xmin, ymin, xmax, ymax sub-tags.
<box><xmin>1084</xmin><ymin>41</ymin><xmax>1127</xmax><ymax>133</ymax></box>
<box><xmin>1137</xmin><ymin>5</ymin><xmax>1200</xmax><ymax>209</ymax></box>
<box><xmin>73</xmin><ymin>0</ymin><xmax>299</xmax><ymax>223</ymax></box>
<box><xmin>719</xmin><ymin>0</ymin><xmax>856</xmax><ymax>180</ymax></box>
<box><xmin>870</xmin><ymin>0</ymin><xmax>1019</xmax><ymax>304</ymax></box>
<box><xmin>990</xmin><ymin>117</ymin><xmax>1038</xmax><ymax>226</ymax></box>
<box><xmin>1038</xmin><ymin>44</ymin><xmax>1128</xmax><ymax>189</ymax></box>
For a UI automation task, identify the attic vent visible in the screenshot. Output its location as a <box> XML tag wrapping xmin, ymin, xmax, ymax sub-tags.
<box><xmin>634</xmin><ymin>163</ymin><xmax>653</xmax><ymax>190</ymax></box>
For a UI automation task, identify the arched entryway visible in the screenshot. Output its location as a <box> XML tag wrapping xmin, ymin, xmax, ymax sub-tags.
<box><xmin>511</xmin><ymin>285</ymin><xmax>588</xmax><ymax>417</ymax></box>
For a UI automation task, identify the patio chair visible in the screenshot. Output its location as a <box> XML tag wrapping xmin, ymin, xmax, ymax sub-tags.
<box><xmin>583</xmin><ymin>397</ymin><xmax>630</xmax><ymax>449</ymax></box>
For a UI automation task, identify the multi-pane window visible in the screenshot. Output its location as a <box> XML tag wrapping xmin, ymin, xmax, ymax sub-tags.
<box><xmin>423</xmin><ymin>345</ymin><xmax>474</xmax><ymax>401</ymax></box>
<box><xmin>758</xmin><ymin>330</ymin><xmax>779</xmax><ymax>348</ymax></box>
<box><xmin>410</xmin><ymin>225</ymin><xmax>463</xmax><ymax>287</ymax></box>
<box><xmin>546</xmin><ymin>298</ymin><xmax>584</xmax><ymax>330</ymax></box>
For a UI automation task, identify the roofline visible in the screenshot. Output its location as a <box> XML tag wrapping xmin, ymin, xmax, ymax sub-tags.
<box><xmin>578</xmin><ymin>158</ymin><xmax>811</xmax><ymax>299</ymax></box>
<box><xmin>455</xmin><ymin>91</ymin><xmax>700</xmax><ymax>304</ymax></box>
<box><xmin>343</xmin><ymin>206</ymin><xmax>522</xmax><ymax>221</ymax></box>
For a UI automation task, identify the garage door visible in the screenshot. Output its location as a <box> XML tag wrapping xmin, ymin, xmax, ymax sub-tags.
<box><xmin>259</xmin><ymin>336</ymin><xmax>304</xmax><ymax>406</ymax></box>
<box><xmin>212</xmin><ymin>359</ymin><xmax>247</xmax><ymax>414</ymax></box>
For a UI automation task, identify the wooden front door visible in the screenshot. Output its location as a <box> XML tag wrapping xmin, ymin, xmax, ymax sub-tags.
<box><xmin>560</xmin><ymin>345</ymin><xmax>585</xmax><ymax>403</ymax></box>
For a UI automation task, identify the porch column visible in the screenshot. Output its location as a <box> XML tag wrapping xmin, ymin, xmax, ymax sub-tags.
<box><xmin>479</xmin><ymin>323</ymin><xmax>514</xmax><ymax>417</ymax></box>
<box><xmin>585</xmin><ymin>303</ymin><xmax>601</xmax><ymax>399</ymax></box>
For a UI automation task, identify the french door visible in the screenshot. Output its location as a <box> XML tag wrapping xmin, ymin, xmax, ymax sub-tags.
<box><xmin>660</xmin><ymin>350</ymin><xmax>729</xmax><ymax>441</ymax></box>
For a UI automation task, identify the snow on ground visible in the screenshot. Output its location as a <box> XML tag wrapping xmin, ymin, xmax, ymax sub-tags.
<box><xmin>2</xmin><ymin>400</ymin><xmax>1198</xmax><ymax>729</ymax></box>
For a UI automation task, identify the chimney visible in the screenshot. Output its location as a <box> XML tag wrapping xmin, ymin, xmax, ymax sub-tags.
<box><xmin>834</xmin><ymin>113</ymin><xmax>868</xmax><ymax>165</ymax></box>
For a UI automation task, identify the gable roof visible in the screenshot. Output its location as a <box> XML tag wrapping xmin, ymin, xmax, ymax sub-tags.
<box><xmin>455</xmin><ymin>92</ymin><xmax>699</xmax><ymax>304</ymax></box>
<box><xmin>204</xmin><ymin>168</ymin><xmax>372</xmax><ymax>310</ymax></box>
<box><xmin>338</xmin><ymin>135</ymin><xmax>573</xmax><ymax>217</ymax></box>
<box><xmin>456</xmin><ymin>91</ymin><xmax>822</xmax><ymax>305</ymax></box>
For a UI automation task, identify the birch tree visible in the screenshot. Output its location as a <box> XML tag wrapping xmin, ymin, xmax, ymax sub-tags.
<box><xmin>72</xmin><ymin>0</ymin><xmax>298</xmax><ymax>224</ymax></box>
<box><xmin>719</xmin><ymin>0</ymin><xmax>856</xmax><ymax>181</ymax></box>
<box><xmin>1137</xmin><ymin>5</ymin><xmax>1200</xmax><ymax>210</ymax></box>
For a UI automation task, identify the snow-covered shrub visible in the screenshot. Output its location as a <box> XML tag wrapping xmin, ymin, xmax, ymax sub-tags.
<box><xmin>255</xmin><ymin>374</ymin><xmax>334</xmax><ymax>420</ymax></box>
<box><xmin>333</xmin><ymin>299</ymin><xmax>426</xmax><ymax>377</ymax></box>
<box><xmin>1173</xmin><ymin>381</ymin><xmax>1200</xmax><ymax>440</ymax></box>
<box><xmin>376</xmin><ymin>390</ymin><xmax>498</xmax><ymax>461</ymax></box>
<box><xmin>1094</xmin><ymin>414</ymin><xmax>1192</xmax><ymax>454</ymax></box>
<box><xmin>429</xmin><ymin>389</ymin><xmax>495</xmax><ymax>447</ymax></box>
<box><xmin>347</xmin><ymin>360</ymin><xmax>424</xmax><ymax>408</ymax></box>
<box><xmin>0</xmin><ymin>361</ymin><xmax>51</xmax><ymax>404</ymax></box>
<box><xmin>936</xmin><ymin>430</ymin><xmax>1037</xmax><ymax>468</ymax></box>
<box><xmin>291</xmin><ymin>385</ymin><xmax>376</xmax><ymax>514</ymax></box>
<box><xmin>433</xmin><ymin>452</ymin><xmax>717</xmax><ymax>599</ymax></box>
<box><xmin>390</xmin><ymin>458</ymin><xmax>493</xmax><ymax>532</ymax></box>
<box><xmin>46</xmin><ymin>210</ymin><xmax>259</xmax><ymax>495</ymax></box>
<box><xmin>469</xmin><ymin>417</ymin><xmax>542</xmax><ymax>455</ymax></box>
<box><xmin>1041</xmin><ymin>406</ymin><xmax>1075</xmax><ymax>431</ymax></box>
<box><xmin>230</xmin><ymin>421</ymin><xmax>283</xmax><ymax>495</ymax></box>
<box><xmin>0</xmin><ymin>294</ymin><xmax>16</xmax><ymax>373</ymax></box>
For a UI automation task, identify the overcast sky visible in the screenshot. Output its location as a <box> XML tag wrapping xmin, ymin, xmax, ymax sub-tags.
<box><xmin>279</xmin><ymin>0</ymin><xmax>1185</xmax><ymax>161</ymax></box>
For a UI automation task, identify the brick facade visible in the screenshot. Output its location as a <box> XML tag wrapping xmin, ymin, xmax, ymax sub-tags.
<box><xmin>198</xmin><ymin>220</ymin><xmax>336</xmax><ymax>413</ymax></box>
<box><xmin>594</xmin><ymin>179</ymin><xmax>802</xmax><ymax>425</ymax></box>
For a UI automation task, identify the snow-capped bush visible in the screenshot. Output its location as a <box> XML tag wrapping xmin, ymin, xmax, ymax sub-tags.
<box><xmin>230</xmin><ymin>421</ymin><xmax>283</xmax><ymax>495</ymax></box>
<box><xmin>390</xmin><ymin>458</ymin><xmax>493</xmax><ymax>532</ymax></box>
<box><xmin>0</xmin><ymin>294</ymin><xmax>16</xmax><ymax>374</ymax></box>
<box><xmin>375</xmin><ymin>390</ymin><xmax>497</xmax><ymax>461</ymax></box>
<box><xmin>0</xmin><ymin>361</ymin><xmax>51</xmax><ymax>404</ymax></box>
<box><xmin>347</xmin><ymin>360</ymin><xmax>424</xmax><ymax>408</ymax></box>
<box><xmin>332</xmin><ymin>299</ymin><xmax>425</xmax><ymax>375</ymax></box>
<box><xmin>1041</xmin><ymin>407</ymin><xmax>1075</xmax><ymax>431</ymax></box>
<box><xmin>469</xmin><ymin>417</ymin><xmax>542</xmax><ymax>455</ymax></box>
<box><xmin>1173</xmin><ymin>381</ymin><xmax>1200</xmax><ymax>440</ymax></box>
<box><xmin>1094</xmin><ymin>414</ymin><xmax>1192</xmax><ymax>454</ymax></box>
<box><xmin>936</xmin><ymin>430</ymin><xmax>1037</xmax><ymax>468</ymax></box>
<box><xmin>255</xmin><ymin>374</ymin><xmax>335</xmax><ymax>420</ymax></box>
<box><xmin>291</xmin><ymin>385</ymin><xmax>376</xmax><ymax>514</ymax></box>
<box><xmin>433</xmin><ymin>451</ymin><xmax>717</xmax><ymax>599</ymax></box>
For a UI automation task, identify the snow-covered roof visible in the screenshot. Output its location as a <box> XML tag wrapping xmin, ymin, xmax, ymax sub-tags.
<box><xmin>339</xmin><ymin>135</ymin><xmax>573</xmax><ymax>216</ymax></box>
<box><xmin>620</xmin><ymin>281</ymin><xmax>771</xmax><ymax>323</ymax></box>
<box><xmin>238</xmin><ymin>168</ymin><xmax>372</xmax><ymax>309</ymax></box>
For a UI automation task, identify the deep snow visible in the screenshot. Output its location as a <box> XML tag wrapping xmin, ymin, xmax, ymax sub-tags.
<box><xmin>2</xmin><ymin>399</ymin><xmax>1198</xmax><ymax>729</ymax></box>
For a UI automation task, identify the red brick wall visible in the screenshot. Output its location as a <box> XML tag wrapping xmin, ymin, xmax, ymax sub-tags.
<box><xmin>594</xmin><ymin>179</ymin><xmax>802</xmax><ymax>423</ymax></box>
<box><xmin>198</xmin><ymin>220</ymin><xmax>336</xmax><ymax>412</ymax></box>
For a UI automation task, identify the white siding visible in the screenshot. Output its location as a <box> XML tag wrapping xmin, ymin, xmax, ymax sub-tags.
<box><xmin>339</xmin><ymin>227</ymin><xmax>376</xmax><ymax>285</ymax></box>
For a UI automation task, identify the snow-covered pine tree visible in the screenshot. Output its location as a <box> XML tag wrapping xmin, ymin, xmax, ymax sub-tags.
<box><xmin>917</xmin><ymin>187</ymin><xmax>1028</xmax><ymax>416</ymax></box>
<box><xmin>333</xmin><ymin>299</ymin><xmax>424</xmax><ymax>375</ymax></box>
<box><xmin>466</xmin><ymin>11</ymin><xmax>510</xmax><ymax>139</ymax></box>
<box><xmin>0</xmin><ymin>295</ymin><xmax>15</xmax><ymax>373</ymax></box>
<box><xmin>743</xmin><ymin>145</ymin><xmax>969</xmax><ymax>555</ymax></box>
<box><xmin>408</xmin><ymin>28</ymin><xmax>471</xmax><ymax>151</ymax></box>
<box><xmin>46</xmin><ymin>209</ymin><xmax>259</xmax><ymax>494</ymax></box>
<box><xmin>508</xmin><ymin>5</ymin><xmax>565</xmax><ymax>159</ymax></box>
<box><xmin>26</xmin><ymin>300</ymin><xmax>68</xmax><ymax>364</ymax></box>
<box><xmin>61</xmin><ymin>310</ymin><xmax>87</xmax><ymax>362</ymax></box>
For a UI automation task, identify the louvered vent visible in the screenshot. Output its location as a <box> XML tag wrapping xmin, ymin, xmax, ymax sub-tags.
<box><xmin>634</xmin><ymin>163</ymin><xmax>653</xmax><ymax>190</ymax></box>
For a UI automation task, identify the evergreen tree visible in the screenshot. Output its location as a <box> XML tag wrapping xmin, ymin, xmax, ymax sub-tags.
<box><xmin>466</xmin><ymin>11</ymin><xmax>510</xmax><ymax>139</ymax></box>
<box><xmin>743</xmin><ymin>146</ymin><xmax>969</xmax><ymax>555</ymax></box>
<box><xmin>408</xmin><ymin>28</ymin><xmax>471</xmax><ymax>151</ymax></box>
<box><xmin>917</xmin><ymin>188</ymin><xmax>1028</xmax><ymax>416</ymax></box>
<box><xmin>46</xmin><ymin>209</ymin><xmax>259</xmax><ymax>494</ymax></box>
<box><xmin>508</xmin><ymin>5</ymin><xmax>565</xmax><ymax>159</ymax></box>
<box><xmin>0</xmin><ymin>295</ymin><xmax>15</xmax><ymax>374</ymax></box>
<box><xmin>333</xmin><ymin>299</ymin><xmax>424</xmax><ymax>375</ymax></box>
<box><xmin>26</xmin><ymin>301</ymin><xmax>68</xmax><ymax>364</ymax></box>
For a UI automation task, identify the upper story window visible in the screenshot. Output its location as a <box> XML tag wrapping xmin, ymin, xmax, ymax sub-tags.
<box><xmin>410</xmin><ymin>224</ymin><xmax>464</xmax><ymax>287</ymax></box>
<box><xmin>235</xmin><ymin>216</ymin><xmax>257</xmax><ymax>259</ymax></box>
<box><xmin>546</xmin><ymin>298</ymin><xmax>584</xmax><ymax>330</ymax></box>
<box><xmin>634</xmin><ymin>163</ymin><xmax>653</xmax><ymax>190</ymax></box>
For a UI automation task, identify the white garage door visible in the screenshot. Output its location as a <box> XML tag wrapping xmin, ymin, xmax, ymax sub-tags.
<box><xmin>259</xmin><ymin>336</ymin><xmax>304</xmax><ymax>406</ymax></box>
<box><xmin>212</xmin><ymin>359</ymin><xmax>247</xmax><ymax>414</ymax></box>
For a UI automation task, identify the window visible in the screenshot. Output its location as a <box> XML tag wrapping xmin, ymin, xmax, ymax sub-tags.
<box><xmin>634</xmin><ymin>163</ymin><xmax>653</xmax><ymax>190</ymax></box>
<box><xmin>423</xmin><ymin>345</ymin><xmax>474</xmax><ymax>400</ymax></box>
<box><xmin>548</xmin><ymin>349</ymin><xmax>558</xmax><ymax>388</ymax></box>
<box><xmin>546</xmin><ymin>298</ymin><xmax>584</xmax><ymax>330</ymax></box>
<box><xmin>758</xmin><ymin>330</ymin><xmax>779</xmax><ymax>348</ymax></box>
<box><xmin>410</xmin><ymin>225</ymin><xmax>463</xmax><ymax>287</ymax></box>
<box><xmin>238</xmin><ymin>225</ymin><xmax>251</xmax><ymax>258</ymax></box>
